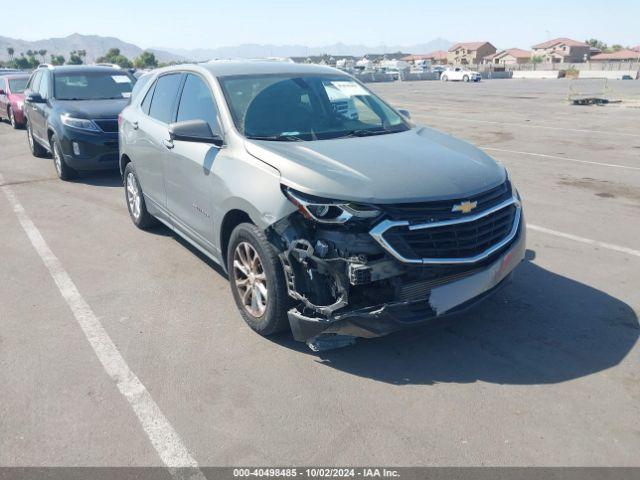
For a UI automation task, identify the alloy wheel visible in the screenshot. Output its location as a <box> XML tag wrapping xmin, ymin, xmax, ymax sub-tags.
<box><xmin>126</xmin><ymin>172</ymin><xmax>141</xmax><ymax>219</ymax></box>
<box><xmin>233</xmin><ymin>242</ymin><xmax>268</xmax><ymax>318</ymax></box>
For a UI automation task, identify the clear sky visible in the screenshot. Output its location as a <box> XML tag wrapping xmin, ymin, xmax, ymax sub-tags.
<box><xmin>4</xmin><ymin>0</ymin><xmax>638</xmax><ymax>49</ymax></box>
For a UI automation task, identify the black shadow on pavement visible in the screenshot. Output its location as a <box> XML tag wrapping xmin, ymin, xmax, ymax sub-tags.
<box><xmin>275</xmin><ymin>250</ymin><xmax>638</xmax><ymax>385</ymax></box>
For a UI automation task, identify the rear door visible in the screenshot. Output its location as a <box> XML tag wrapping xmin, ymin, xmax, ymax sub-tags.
<box><xmin>164</xmin><ymin>73</ymin><xmax>222</xmax><ymax>247</ymax></box>
<box><xmin>133</xmin><ymin>73</ymin><xmax>183</xmax><ymax>213</ymax></box>
<box><xmin>0</xmin><ymin>78</ymin><xmax>8</xmax><ymax>114</ymax></box>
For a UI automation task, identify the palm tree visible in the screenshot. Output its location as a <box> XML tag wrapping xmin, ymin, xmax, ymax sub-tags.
<box><xmin>38</xmin><ymin>49</ymin><xmax>47</xmax><ymax>63</ymax></box>
<box><xmin>7</xmin><ymin>47</ymin><xmax>14</xmax><ymax>60</ymax></box>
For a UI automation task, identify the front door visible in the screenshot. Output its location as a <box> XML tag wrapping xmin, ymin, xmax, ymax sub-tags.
<box><xmin>134</xmin><ymin>73</ymin><xmax>183</xmax><ymax>213</ymax></box>
<box><xmin>164</xmin><ymin>73</ymin><xmax>222</xmax><ymax>249</ymax></box>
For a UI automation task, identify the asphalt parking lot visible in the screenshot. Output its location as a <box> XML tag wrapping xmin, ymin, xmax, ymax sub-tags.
<box><xmin>1</xmin><ymin>78</ymin><xmax>639</xmax><ymax>468</ymax></box>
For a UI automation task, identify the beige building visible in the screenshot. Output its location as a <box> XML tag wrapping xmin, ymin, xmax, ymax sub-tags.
<box><xmin>447</xmin><ymin>42</ymin><xmax>497</xmax><ymax>65</ymax></box>
<box><xmin>590</xmin><ymin>49</ymin><xmax>640</xmax><ymax>62</ymax></box>
<box><xmin>484</xmin><ymin>48</ymin><xmax>532</xmax><ymax>66</ymax></box>
<box><xmin>401</xmin><ymin>51</ymin><xmax>449</xmax><ymax>65</ymax></box>
<box><xmin>531</xmin><ymin>38</ymin><xmax>591</xmax><ymax>63</ymax></box>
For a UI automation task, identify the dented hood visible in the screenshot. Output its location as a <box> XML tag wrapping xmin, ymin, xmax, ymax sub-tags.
<box><xmin>244</xmin><ymin>127</ymin><xmax>506</xmax><ymax>203</ymax></box>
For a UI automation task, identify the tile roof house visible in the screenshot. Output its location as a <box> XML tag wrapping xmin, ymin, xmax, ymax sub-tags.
<box><xmin>531</xmin><ymin>38</ymin><xmax>590</xmax><ymax>63</ymax></box>
<box><xmin>590</xmin><ymin>49</ymin><xmax>640</xmax><ymax>62</ymax></box>
<box><xmin>484</xmin><ymin>48</ymin><xmax>532</xmax><ymax>65</ymax></box>
<box><xmin>402</xmin><ymin>50</ymin><xmax>448</xmax><ymax>65</ymax></box>
<box><xmin>632</xmin><ymin>46</ymin><xmax>640</xmax><ymax>52</ymax></box>
<box><xmin>447</xmin><ymin>42</ymin><xmax>497</xmax><ymax>65</ymax></box>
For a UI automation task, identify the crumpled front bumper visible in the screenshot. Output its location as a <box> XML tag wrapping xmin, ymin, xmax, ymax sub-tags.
<box><xmin>287</xmin><ymin>224</ymin><xmax>526</xmax><ymax>348</ymax></box>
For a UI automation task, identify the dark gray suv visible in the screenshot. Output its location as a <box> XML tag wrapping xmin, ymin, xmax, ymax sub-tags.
<box><xmin>119</xmin><ymin>62</ymin><xmax>525</xmax><ymax>350</ymax></box>
<box><xmin>23</xmin><ymin>65</ymin><xmax>135</xmax><ymax>179</ymax></box>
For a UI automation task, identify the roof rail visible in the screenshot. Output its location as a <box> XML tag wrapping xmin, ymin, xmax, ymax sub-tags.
<box><xmin>94</xmin><ymin>63</ymin><xmax>122</xmax><ymax>69</ymax></box>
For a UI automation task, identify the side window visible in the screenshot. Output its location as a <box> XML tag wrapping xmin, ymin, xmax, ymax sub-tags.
<box><xmin>148</xmin><ymin>74</ymin><xmax>182</xmax><ymax>124</ymax></box>
<box><xmin>176</xmin><ymin>74</ymin><xmax>219</xmax><ymax>132</ymax></box>
<box><xmin>38</xmin><ymin>72</ymin><xmax>50</xmax><ymax>99</ymax></box>
<box><xmin>29</xmin><ymin>71</ymin><xmax>42</xmax><ymax>93</ymax></box>
<box><xmin>140</xmin><ymin>80</ymin><xmax>156</xmax><ymax>114</ymax></box>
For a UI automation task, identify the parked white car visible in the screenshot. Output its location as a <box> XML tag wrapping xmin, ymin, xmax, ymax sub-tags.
<box><xmin>441</xmin><ymin>67</ymin><xmax>482</xmax><ymax>82</ymax></box>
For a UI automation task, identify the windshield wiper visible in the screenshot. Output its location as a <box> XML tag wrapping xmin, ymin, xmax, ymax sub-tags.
<box><xmin>333</xmin><ymin>128</ymin><xmax>398</xmax><ymax>139</ymax></box>
<box><xmin>246</xmin><ymin>134</ymin><xmax>306</xmax><ymax>142</ymax></box>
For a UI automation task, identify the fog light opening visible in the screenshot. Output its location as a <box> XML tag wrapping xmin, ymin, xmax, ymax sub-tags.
<box><xmin>72</xmin><ymin>142</ymin><xmax>81</xmax><ymax>156</ymax></box>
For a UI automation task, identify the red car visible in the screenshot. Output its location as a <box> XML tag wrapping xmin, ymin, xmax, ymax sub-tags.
<box><xmin>0</xmin><ymin>74</ymin><xmax>29</xmax><ymax>129</ymax></box>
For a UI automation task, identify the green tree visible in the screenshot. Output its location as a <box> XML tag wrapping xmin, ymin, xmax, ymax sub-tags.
<box><xmin>67</xmin><ymin>50</ymin><xmax>83</xmax><ymax>65</ymax></box>
<box><xmin>586</xmin><ymin>39</ymin><xmax>608</xmax><ymax>51</ymax></box>
<box><xmin>532</xmin><ymin>55</ymin><xmax>544</xmax><ymax>64</ymax></box>
<box><xmin>12</xmin><ymin>56</ymin><xmax>32</xmax><ymax>69</ymax></box>
<box><xmin>611</xmin><ymin>44</ymin><xmax>623</xmax><ymax>52</ymax></box>
<box><xmin>50</xmin><ymin>54</ymin><xmax>65</xmax><ymax>66</ymax></box>
<box><xmin>38</xmin><ymin>49</ymin><xmax>47</xmax><ymax>63</ymax></box>
<box><xmin>7</xmin><ymin>47</ymin><xmax>14</xmax><ymax>60</ymax></box>
<box><xmin>96</xmin><ymin>48</ymin><xmax>133</xmax><ymax>68</ymax></box>
<box><xmin>133</xmin><ymin>51</ymin><xmax>158</xmax><ymax>69</ymax></box>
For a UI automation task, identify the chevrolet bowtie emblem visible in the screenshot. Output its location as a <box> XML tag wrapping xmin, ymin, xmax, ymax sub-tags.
<box><xmin>452</xmin><ymin>200</ymin><xmax>478</xmax><ymax>214</ymax></box>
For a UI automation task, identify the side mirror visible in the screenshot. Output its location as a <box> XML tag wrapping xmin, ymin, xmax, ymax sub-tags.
<box><xmin>25</xmin><ymin>92</ymin><xmax>45</xmax><ymax>104</ymax></box>
<box><xmin>398</xmin><ymin>109</ymin><xmax>411</xmax><ymax>119</ymax></box>
<box><xmin>0</xmin><ymin>89</ymin><xmax>5</xmax><ymax>95</ymax></box>
<box><xmin>168</xmin><ymin>120</ymin><xmax>223</xmax><ymax>147</ymax></box>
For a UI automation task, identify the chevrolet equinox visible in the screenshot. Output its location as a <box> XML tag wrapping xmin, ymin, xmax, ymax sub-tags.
<box><xmin>118</xmin><ymin>62</ymin><xmax>525</xmax><ymax>351</ymax></box>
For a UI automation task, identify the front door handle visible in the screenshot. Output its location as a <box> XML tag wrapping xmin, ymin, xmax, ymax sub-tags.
<box><xmin>162</xmin><ymin>139</ymin><xmax>174</xmax><ymax>149</ymax></box>
<box><xmin>132</xmin><ymin>121</ymin><xmax>139</xmax><ymax>130</ymax></box>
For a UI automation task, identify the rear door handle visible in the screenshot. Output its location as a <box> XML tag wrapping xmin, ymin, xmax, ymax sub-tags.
<box><xmin>132</xmin><ymin>121</ymin><xmax>139</xmax><ymax>130</ymax></box>
<box><xmin>162</xmin><ymin>139</ymin><xmax>174</xmax><ymax>149</ymax></box>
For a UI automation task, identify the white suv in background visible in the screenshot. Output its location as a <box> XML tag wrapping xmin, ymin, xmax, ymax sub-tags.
<box><xmin>441</xmin><ymin>67</ymin><xmax>482</xmax><ymax>82</ymax></box>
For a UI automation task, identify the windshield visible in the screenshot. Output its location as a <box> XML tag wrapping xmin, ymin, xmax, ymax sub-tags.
<box><xmin>8</xmin><ymin>77</ymin><xmax>28</xmax><ymax>93</ymax></box>
<box><xmin>53</xmin><ymin>72</ymin><xmax>135</xmax><ymax>100</ymax></box>
<box><xmin>219</xmin><ymin>74</ymin><xmax>409</xmax><ymax>141</ymax></box>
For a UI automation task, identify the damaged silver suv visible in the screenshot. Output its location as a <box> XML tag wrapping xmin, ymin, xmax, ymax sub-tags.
<box><xmin>118</xmin><ymin>62</ymin><xmax>525</xmax><ymax>350</ymax></box>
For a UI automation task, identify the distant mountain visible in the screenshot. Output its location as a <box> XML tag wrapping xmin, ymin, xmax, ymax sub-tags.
<box><xmin>154</xmin><ymin>39</ymin><xmax>454</xmax><ymax>61</ymax></box>
<box><xmin>0</xmin><ymin>33</ymin><xmax>183</xmax><ymax>63</ymax></box>
<box><xmin>0</xmin><ymin>33</ymin><xmax>453</xmax><ymax>64</ymax></box>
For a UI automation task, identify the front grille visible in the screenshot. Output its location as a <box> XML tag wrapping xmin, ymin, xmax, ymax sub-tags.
<box><xmin>380</xmin><ymin>181</ymin><xmax>512</xmax><ymax>222</ymax></box>
<box><xmin>382</xmin><ymin>204</ymin><xmax>517</xmax><ymax>261</ymax></box>
<box><xmin>94</xmin><ymin>119</ymin><xmax>118</xmax><ymax>133</ymax></box>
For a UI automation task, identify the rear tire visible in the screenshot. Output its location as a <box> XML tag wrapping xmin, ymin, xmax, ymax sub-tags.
<box><xmin>442</xmin><ymin>75</ymin><xmax>449</xmax><ymax>82</ymax></box>
<box><xmin>227</xmin><ymin>223</ymin><xmax>290</xmax><ymax>336</ymax></box>
<box><xmin>26</xmin><ymin>120</ymin><xmax>48</xmax><ymax>158</ymax></box>
<box><xmin>123</xmin><ymin>162</ymin><xmax>156</xmax><ymax>229</ymax></box>
<box><xmin>463</xmin><ymin>75</ymin><xmax>470</xmax><ymax>82</ymax></box>
<box><xmin>9</xmin><ymin>106</ymin><xmax>19</xmax><ymax>129</ymax></box>
<box><xmin>51</xmin><ymin>134</ymin><xmax>77</xmax><ymax>181</ymax></box>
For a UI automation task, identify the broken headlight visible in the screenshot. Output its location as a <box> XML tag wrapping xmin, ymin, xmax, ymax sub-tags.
<box><xmin>283</xmin><ymin>187</ymin><xmax>380</xmax><ymax>224</ymax></box>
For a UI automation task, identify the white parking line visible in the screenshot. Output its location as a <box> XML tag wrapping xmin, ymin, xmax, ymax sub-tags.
<box><xmin>482</xmin><ymin>147</ymin><xmax>640</xmax><ymax>171</ymax></box>
<box><xmin>0</xmin><ymin>174</ymin><xmax>205</xmax><ymax>480</ymax></box>
<box><xmin>528</xmin><ymin>224</ymin><xmax>640</xmax><ymax>258</ymax></box>
<box><xmin>420</xmin><ymin>114</ymin><xmax>640</xmax><ymax>138</ymax></box>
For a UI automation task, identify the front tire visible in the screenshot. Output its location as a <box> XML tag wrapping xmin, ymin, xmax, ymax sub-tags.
<box><xmin>51</xmin><ymin>134</ymin><xmax>76</xmax><ymax>181</ymax></box>
<box><xmin>227</xmin><ymin>223</ymin><xmax>290</xmax><ymax>336</ymax></box>
<box><xmin>441</xmin><ymin>75</ymin><xmax>449</xmax><ymax>82</ymax></box>
<box><xmin>123</xmin><ymin>162</ymin><xmax>156</xmax><ymax>229</ymax></box>
<box><xmin>26</xmin><ymin>121</ymin><xmax>48</xmax><ymax>158</ymax></box>
<box><xmin>463</xmin><ymin>75</ymin><xmax>470</xmax><ymax>82</ymax></box>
